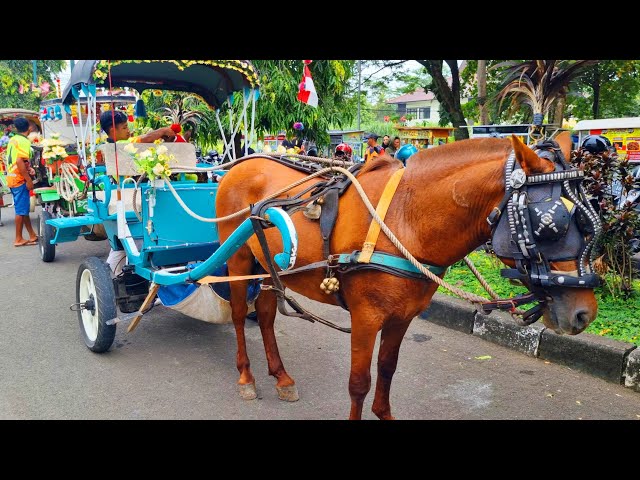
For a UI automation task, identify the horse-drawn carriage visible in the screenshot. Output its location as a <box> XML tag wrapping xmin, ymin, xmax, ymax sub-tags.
<box><xmin>55</xmin><ymin>59</ymin><xmax>604</xmax><ymax>419</ymax></box>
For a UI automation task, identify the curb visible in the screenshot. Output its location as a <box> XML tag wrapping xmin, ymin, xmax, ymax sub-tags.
<box><xmin>418</xmin><ymin>293</ymin><xmax>639</xmax><ymax>392</ymax></box>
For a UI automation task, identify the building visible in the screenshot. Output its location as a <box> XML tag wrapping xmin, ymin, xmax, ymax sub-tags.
<box><xmin>386</xmin><ymin>88</ymin><xmax>442</xmax><ymax>125</ymax></box>
<box><xmin>385</xmin><ymin>63</ymin><xmax>468</xmax><ymax>126</ymax></box>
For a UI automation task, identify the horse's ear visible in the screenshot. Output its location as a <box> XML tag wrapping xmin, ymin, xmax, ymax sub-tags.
<box><xmin>510</xmin><ymin>134</ymin><xmax>554</xmax><ymax>174</ymax></box>
<box><xmin>554</xmin><ymin>131</ymin><xmax>573</xmax><ymax>162</ymax></box>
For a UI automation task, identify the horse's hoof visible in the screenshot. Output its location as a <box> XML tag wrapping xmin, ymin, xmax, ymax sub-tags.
<box><xmin>276</xmin><ymin>384</ymin><xmax>299</xmax><ymax>402</ymax></box>
<box><xmin>238</xmin><ymin>382</ymin><xmax>257</xmax><ymax>400</ymax></box>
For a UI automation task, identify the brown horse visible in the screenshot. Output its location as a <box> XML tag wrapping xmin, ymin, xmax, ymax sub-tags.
<box><xmin>215</xmin><ymin>132</ymin><xmax>598</xmax><ymax>420</ymax></box>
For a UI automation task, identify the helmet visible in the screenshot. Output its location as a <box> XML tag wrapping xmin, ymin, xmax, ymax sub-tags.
<box><xmin>581</xmin><ymin>135</ymin><xmax>612</xmax><ymax>154</ymax></box>
<box><xmin>395</xmin><ymin>144</ymin><xmax>418</xmax><ymax>163</ymax></box>
<box><xmin>335</xmin><ymin>143</ymin><xmax>353</xmax><ymax>157</ymax></box>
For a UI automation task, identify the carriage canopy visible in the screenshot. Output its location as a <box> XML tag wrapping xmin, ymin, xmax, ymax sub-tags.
<box><xmin>61</xmin><ymin>60</ymin><xmax>260</xmax><ymax>109</ymax></box>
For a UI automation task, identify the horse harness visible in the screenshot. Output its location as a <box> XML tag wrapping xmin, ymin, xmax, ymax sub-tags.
<box><xmin>244</xmin><ymin>141</ymin><xmax>602</xmax><ymax>332</ymax></box>
<box><xmin>483</xmin><ymin>139</ymin><xmax>602</xmax><ymax>323</ymax></box>
<box><xmin>245</xmin><ymin>155</ymin><xmax>445</xmax><ymax>333</ymax></box>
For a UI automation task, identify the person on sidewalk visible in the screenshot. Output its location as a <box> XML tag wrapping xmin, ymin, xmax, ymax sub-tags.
<box><xmin>5</xmin><ymin>117</ymin><xmax>37</xmax><ymax>246</ymax></box>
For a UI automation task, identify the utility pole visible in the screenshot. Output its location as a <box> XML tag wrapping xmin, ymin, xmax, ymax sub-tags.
<box><xmin>357</xmin><ymin>60</ymin><xmax>361</xmax><ymax>130</ymax></box>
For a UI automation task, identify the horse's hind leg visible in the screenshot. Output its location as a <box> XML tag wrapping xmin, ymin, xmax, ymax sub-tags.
<box><xmin>255</xmin><ymin>286</ymin><xmax>298</xmax><ymax>402</ymax></box>
<box><xmin>227</xmin><ymin>247</ymin><xmax>258</xmax><ymax>400</ymax></box>
<box><xmin>371</xmin><ymin>319</ymin><xmax>412</xmax><ymax>420</ymax></box>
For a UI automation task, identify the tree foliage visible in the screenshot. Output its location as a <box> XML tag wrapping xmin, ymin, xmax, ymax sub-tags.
<box><xmin>568</xmin><ymin>61</ymin><xmax>640</xmax><ymax>119</ymax></box>
<box><xmin>494</xmin><ymin>60</ymin><xmax>597</xmax><ymax>122</ymax></box>
<box><xmin>0</xmin><ymin>60</ymin><xmax>66</xmax><ymax>110</ymax></box>
<box><xmin>248</xmin><ymin>60</ymin><xmax>357</xmax><ymax>147</ymax></box>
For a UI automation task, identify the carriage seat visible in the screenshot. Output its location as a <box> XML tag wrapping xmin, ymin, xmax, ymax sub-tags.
<box><xmin>93</xmin><ymin>188</ymin><xmax>142</xmax><ymax>216</ymax></box>
<box><xmin>97</xmin><ymin>142</ymin><xmax>198</xmax><ymax>177</ymax></box>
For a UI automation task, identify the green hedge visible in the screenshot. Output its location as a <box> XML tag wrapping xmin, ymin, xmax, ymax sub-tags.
<box><xmin>439</xmin><ymin>251</ymin><xmax>640</xmax><ymax>346</ymax></box>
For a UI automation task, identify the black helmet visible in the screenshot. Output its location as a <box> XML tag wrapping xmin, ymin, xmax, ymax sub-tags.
<box><xmin>581</xmin><ymin>135</ymin><xmax>612</xmax><ymax>154</ymax></box>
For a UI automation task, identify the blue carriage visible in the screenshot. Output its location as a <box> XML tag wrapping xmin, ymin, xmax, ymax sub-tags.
<box><xmin>50</xmin><ymin>60</ymin><xmax>297</xmax><ymax>352</ymax></box>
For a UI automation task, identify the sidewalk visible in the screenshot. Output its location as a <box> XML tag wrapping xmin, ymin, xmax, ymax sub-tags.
<box><xmin>419</xmin><ymin>294</ymin><xmax>640</xmax><ymax>393</ymax></box>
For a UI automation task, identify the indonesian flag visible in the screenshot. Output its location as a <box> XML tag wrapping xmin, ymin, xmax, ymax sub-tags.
<box><xmin>297</xmin><ymin>62</ymin><xmax>318</xmax><ymax>108</ymax></box>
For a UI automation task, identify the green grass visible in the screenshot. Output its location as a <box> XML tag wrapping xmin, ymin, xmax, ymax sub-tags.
<box><xmin>439</xmin><ymin>251</ymin><xmax>640</xmax><ymax>346</ymax></box>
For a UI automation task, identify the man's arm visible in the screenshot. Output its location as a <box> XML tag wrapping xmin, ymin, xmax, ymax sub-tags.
<box><xmin>134</xmin><ymin>127</ymin><xmax>176</xmax><ymax>143</ymax></box>
<box><xmin>15</xmin><ymin>157</ymin><xmax>34</xmax><ymax>190</ymax></box>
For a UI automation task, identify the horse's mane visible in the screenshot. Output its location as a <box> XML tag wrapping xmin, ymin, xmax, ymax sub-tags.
<box><xmin>406</xmin><ymin>137</ymin><xmax>513</xmax><ymax>172</ymax></box>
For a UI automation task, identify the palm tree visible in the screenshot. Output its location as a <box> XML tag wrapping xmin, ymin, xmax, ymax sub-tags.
<box><xmin>495</xmin><ymin>60</ymin><xmax>598</xmax><ymax>127</ymax></box>
<box><xmin>159</xmin><ymin>93</ymin><xmax>205</xmax><ymax>134</ymax></box>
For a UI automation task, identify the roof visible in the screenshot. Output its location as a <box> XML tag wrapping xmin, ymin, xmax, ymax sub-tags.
<box><xmin>61</xmin><ymin>60</ymin><xmax>260</xmax><ymax>110</ymax></box>
<box><xmin>386</xmin><ymin>88</ymin><xmax>435</xmax><ymax>104</ymax></box>
<box><xmin>327</xmin><ymin>129</ymin><xmax>365</xmax><ymax>135</ymax></box>
<box><xmin>0</xmin><ymin>108</ymin><xmax>41</xmax><ymax>127</ymax></box>
<box><xmin>573</xmin><ymin>117</ymin><xmax>640</xmax><ymax>131</ymax></box>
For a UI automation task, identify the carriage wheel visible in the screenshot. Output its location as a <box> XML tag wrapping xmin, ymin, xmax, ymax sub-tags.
<box><xmin>76</xmin><ymin>256</ymin><xmax>117</xmax><ymax>353</ymax></box>
<box><xmin>39</xmin><ymin>210</ymin><xmax>56</xmax><ymax>262</ymax></box>
<box><xmin>84</xmin><ymin>223</ymin><xmax>108</xmax><ymax>242</ymax></box>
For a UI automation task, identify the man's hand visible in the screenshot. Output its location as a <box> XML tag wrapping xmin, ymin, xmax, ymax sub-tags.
<box><xmin>26</xmin><ymin>179</ymin><xmax>34</xmax><ymax>191</ymax></box>
<box><xmin>162</xmin><ymin>127</ymin><xmax>176</xmax><ymax>139</ymax></box>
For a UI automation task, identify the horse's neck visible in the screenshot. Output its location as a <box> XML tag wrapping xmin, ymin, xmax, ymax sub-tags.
<box><xmin>403</xmin><ymin>156</ymin><xmax>506</xmax><ymax>267</ymax></box>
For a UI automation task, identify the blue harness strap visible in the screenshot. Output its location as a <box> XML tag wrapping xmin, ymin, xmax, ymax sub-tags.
<box><xmin>336</xmin><ymin>251</ymin><xmax>446</xmax><ymax>277</ymax></box>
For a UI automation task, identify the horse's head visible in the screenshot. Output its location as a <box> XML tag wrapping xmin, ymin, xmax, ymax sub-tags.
<box><xmin>490</xmin><ymin>132</ymin><xmax>601</xmax><ymax>334</ymax></box>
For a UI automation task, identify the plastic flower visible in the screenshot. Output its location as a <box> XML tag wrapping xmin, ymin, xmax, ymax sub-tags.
<box><xmin>152</xmin><ymin>163</ymin><xmax>165</xmax><ymax>176</ymax></box>
<box><xmin>41</xmin><ymin>132</ymin><xmax>70</xmax><ymax>165</ymax></box>
<box><xmin>130</xmin><ymin>145</ymin><xmax>176</xmax><ymax>179</ymax></box>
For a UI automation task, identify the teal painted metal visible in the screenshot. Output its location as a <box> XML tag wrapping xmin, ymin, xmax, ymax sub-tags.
<box><xmin>147</xmin><ymin>207</ymin><xmax>298</xmax><ymax>286</ymax></box>
<box><xmin>47</xmin><ymin>215</ymin><xmax>104</xmax><ymax>244</ymax></box>
<box><xmin>264</xmin><ymin>207</ymin><xmax>297</xmax><ymax>270</ymax></box>
<box><xmin>141</xmin><ymin>183</ymin><xmax>220</xmax><ymax>250</ymax></box>
<box><xmin>336</xmin><ymin>251</ymin><xmax>446</xmax><ymax>276</ymax></box>
<box><xmin>149</xmin><ymin>217</ymin><xmax>255</xmax><ymax>285</ymax></box>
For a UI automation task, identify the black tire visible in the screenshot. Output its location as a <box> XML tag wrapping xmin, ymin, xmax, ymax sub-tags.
<box><xmin>84</xmin><ymin>223</ymin><xmax>108</xmax><ymax>242</ymax></box>
<box><xmin>39</xmin><ymin>210</ymin><xmax>56</xmax><ymax>262</ymax></box>
<box><xmin>76</xmin><ymin>256</ymin><xmax>117</xmax><ymax>353</ymax></box>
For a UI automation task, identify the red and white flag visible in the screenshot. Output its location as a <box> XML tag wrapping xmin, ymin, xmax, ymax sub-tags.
<box><xmin>297</xmin><ymin>61</ymin><xmax>318</xmax><ymax>108</ymax></box>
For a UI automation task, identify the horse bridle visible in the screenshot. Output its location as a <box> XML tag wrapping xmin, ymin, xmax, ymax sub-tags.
<box><xmin>484</xmin><ymin>139</ymin><xmax>602</xmax><ymax>323</ymax></box>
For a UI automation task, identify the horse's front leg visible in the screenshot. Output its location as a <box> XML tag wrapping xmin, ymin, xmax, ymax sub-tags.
<box><xmin>371</xmin><ymin>319</ymin><xmax>413</xmax><ymax>420</ymax></box>
<box><xmin>255</xmin><ymin>286</ymin><xmax>299</xmax><ymax>401</ymax></box>
<box><xmin>348</xmin><ymin>307</ymin><xmax>384</xmax><ymax>420</ymax></box>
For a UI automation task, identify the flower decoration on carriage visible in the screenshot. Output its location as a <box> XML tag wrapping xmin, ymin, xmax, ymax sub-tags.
<box><xmin>28</xmin><ymin>131</ymin><xmax>43</xmax><ymax>145</ymax></box>
<box><xmin>41</xmin><ymin>133</ymin><xmax>69</xmax><ymax>165</ymax></box>
<box><xmin>126</xmin><ymin>143</ymin><xmax>175</xmax><ymax>179</ymax></box>
<box><xmin>0</xmin><ymin>135</ymin><xmax>9</xmax><ymax>148</ymax></box>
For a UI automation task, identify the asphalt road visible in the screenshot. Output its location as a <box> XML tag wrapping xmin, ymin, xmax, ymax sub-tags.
<box><xmin>1</xmin><ymin>204</ymin><xmax>639</xmax><ymax>420</ymax></box>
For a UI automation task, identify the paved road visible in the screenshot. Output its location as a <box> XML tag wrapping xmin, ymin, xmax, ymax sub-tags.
<box><xmin>1</xmin><ymin>205</ymin><xmax>639</xmax><ymax>420</ymax></box>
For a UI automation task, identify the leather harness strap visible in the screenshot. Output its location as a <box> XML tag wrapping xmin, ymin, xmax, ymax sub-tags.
<box><xmin>358</xmin><ymin>168</ymin><xmax>405</xmax><ymax>263</ymax></box>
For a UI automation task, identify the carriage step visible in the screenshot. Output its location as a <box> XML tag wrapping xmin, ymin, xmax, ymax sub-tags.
<box><xmin>47</xmin><ymin>215</ymin><xmax>104</xmax><ymax>244</ymax></box>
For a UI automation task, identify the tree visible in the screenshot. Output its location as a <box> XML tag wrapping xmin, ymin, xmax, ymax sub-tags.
<box><xmin>568</xmin><ymin>61</ymin><xmax>640</xmax><ymax>119</ymax></box>
<box><xmin>495</xmin><ymin>60</ymin><xmax>597</xmax><ymax>127</ymax></box>
<box><xmin>0</xmin><ymin>60</ymin><xmax>66</xmax><ymax>110</ymax></box>
<box><xmin>417</xmin><ymin>60</ymin><xmax>469</xmax><ymax>140</ymax></box>
<box><xmin>477</xmin><ymin>60</ymin><xmax>488</xmax><ymax>125</ymax></box>
<box><xmin>249</xmin><ymin>60</ymin><xmax>357</xmax><ymax>147</ymax></box>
